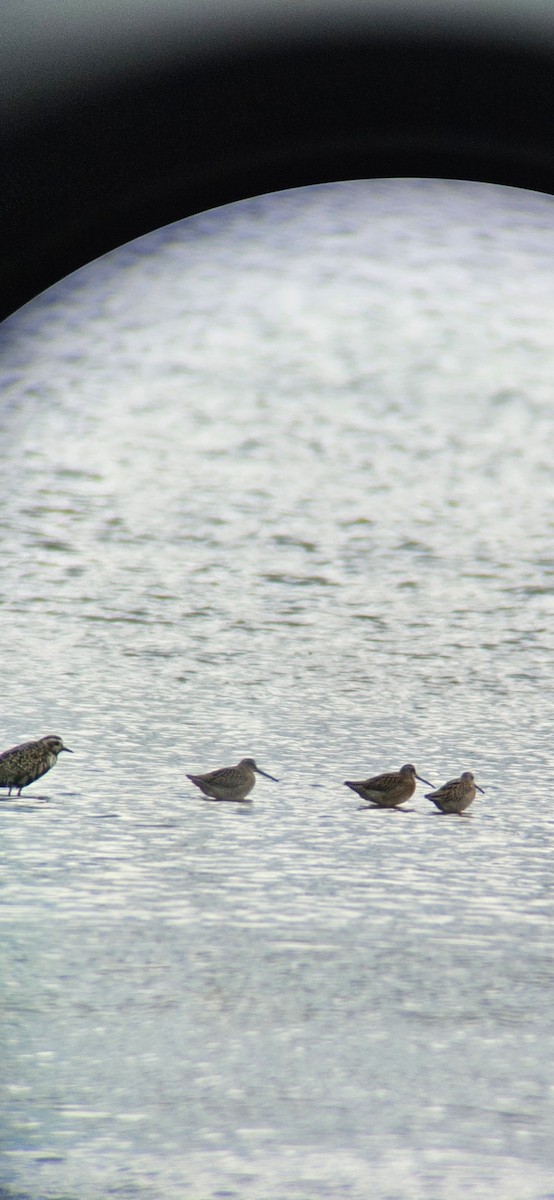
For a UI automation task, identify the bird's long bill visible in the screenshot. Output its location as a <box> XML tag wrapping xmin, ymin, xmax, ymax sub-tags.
<box><xmin>255</xmin><ymin>767</ymin><xmax>279</xmax><ymax>782</ymax></box>
<box><xmin>476</xmin><ymin>784</ymin><xmax>485</xmax><ymax>793</ymax></box>
<box><xmin>416</xmin><ymin>773</ymin><xmax>434</xmax><ymax>788</ymax></box>
<box><xmin>62</xmin><ymin>747</ymin><xmax>74</xmax><ymax>753</ymax></box>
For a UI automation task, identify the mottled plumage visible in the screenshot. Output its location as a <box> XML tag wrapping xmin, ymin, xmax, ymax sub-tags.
<box><xmin>344</xmin><ymin>763</ymin><xmax>434</xmax><ymax>811</ymax></box>
<box><xmin>425</xmin><ymin>771</ymin><xmax>484</xmax><ymax>815</ymax></box>
<box><xmin>186</xmin><ymin>757</ymin><xmax>279</xmax><ymax>802</ymax></box>
<box><xmin>0</xmin><ymin>735</ymin><xmax>73</xmax><ymax>796</ymax></box>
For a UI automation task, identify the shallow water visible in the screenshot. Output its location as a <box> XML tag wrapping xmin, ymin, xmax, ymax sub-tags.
<box><xmin>2</xmin><ymin>179</ymin><xmax>554</xmax><ymax>1199</ymax></box>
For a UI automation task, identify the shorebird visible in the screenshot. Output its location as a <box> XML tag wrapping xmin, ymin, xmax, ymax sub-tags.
<box><xmin>186</xmin><ymin>757</ymin><xmax>279</xmax><ymax>802</ymax></box>
<box><xmin>425</xmin><ymin>771</ymin><xmax>484</xmax><ymax>815</ymax></box>
<box><xmin>344</xmin><ymin>763</ymin><xmax>434</xmax><ymax>811</ymax></box>
<box><xmin>0</xmin><ymin>734</ymin><xmax>73</xmax><ymax>796</ymax></box>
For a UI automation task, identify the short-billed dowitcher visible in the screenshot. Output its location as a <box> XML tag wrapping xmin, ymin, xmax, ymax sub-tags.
<box><xmin>0</xmin><ymin>735</ymin><xmax>73</xmax><ymax>796</ymax></box>
<box><xmin>344</xmin><ymin>763</ymin><xmax>434</xmax><ymax>811</ymax></box>
<box><xmin>425</xmin><ymin>771</ymin><xmax>484</xmax><ymax>815</ymax></box>
<box><xmin>186</xmin><ymin>757</ymin><xmax>279</xmax><ymax>802</ymax></box>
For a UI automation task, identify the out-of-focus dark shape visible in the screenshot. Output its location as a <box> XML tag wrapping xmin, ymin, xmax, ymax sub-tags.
<box><xmin>3</xmin><ymin>1</ymin><xmax>554</xmax><ymax>320</ymax></box>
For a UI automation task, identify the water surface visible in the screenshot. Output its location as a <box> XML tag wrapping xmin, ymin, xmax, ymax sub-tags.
<box><xmin>1</xmin><ymin>179</ymin><xmax>554</xmax><ymax>1199</ymax></box>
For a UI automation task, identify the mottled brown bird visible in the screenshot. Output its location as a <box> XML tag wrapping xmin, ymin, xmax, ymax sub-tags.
<box><xmin>0</xmin><ymin>735</ymin><xmax>73</xmax><ymax>796</ymax></box>
<box><xmin>186</xmin><ymin>757</ymin><xmax>279</xmax><ymax>802</ymax></box>
<box><xmin>425</xmin><ymin>771</ymin><xmax>484</xmax><ymax>815</ymax></box>
<box><xmin>344</xmin><ymin>763</ymin><xmax>434</xmax><ymax>811</ymax></box>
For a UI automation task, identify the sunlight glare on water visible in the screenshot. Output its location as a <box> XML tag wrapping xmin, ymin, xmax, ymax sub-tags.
<box><xmin>2</xmin><ymin>179</ymin><xmax>554</xmax><ymax>1199</ymax></box>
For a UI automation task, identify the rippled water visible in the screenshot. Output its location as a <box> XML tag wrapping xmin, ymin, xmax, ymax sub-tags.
<box><xmin>2</xmin><ymin>179</ymin><xmax>554</xmax><ymax>1199</ymax></box>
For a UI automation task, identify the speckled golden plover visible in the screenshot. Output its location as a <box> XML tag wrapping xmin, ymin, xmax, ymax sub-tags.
<box><xmin>0</xmin><ymin>734</ymin><xmax>73</xmax><ymax>796</ymax></box>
